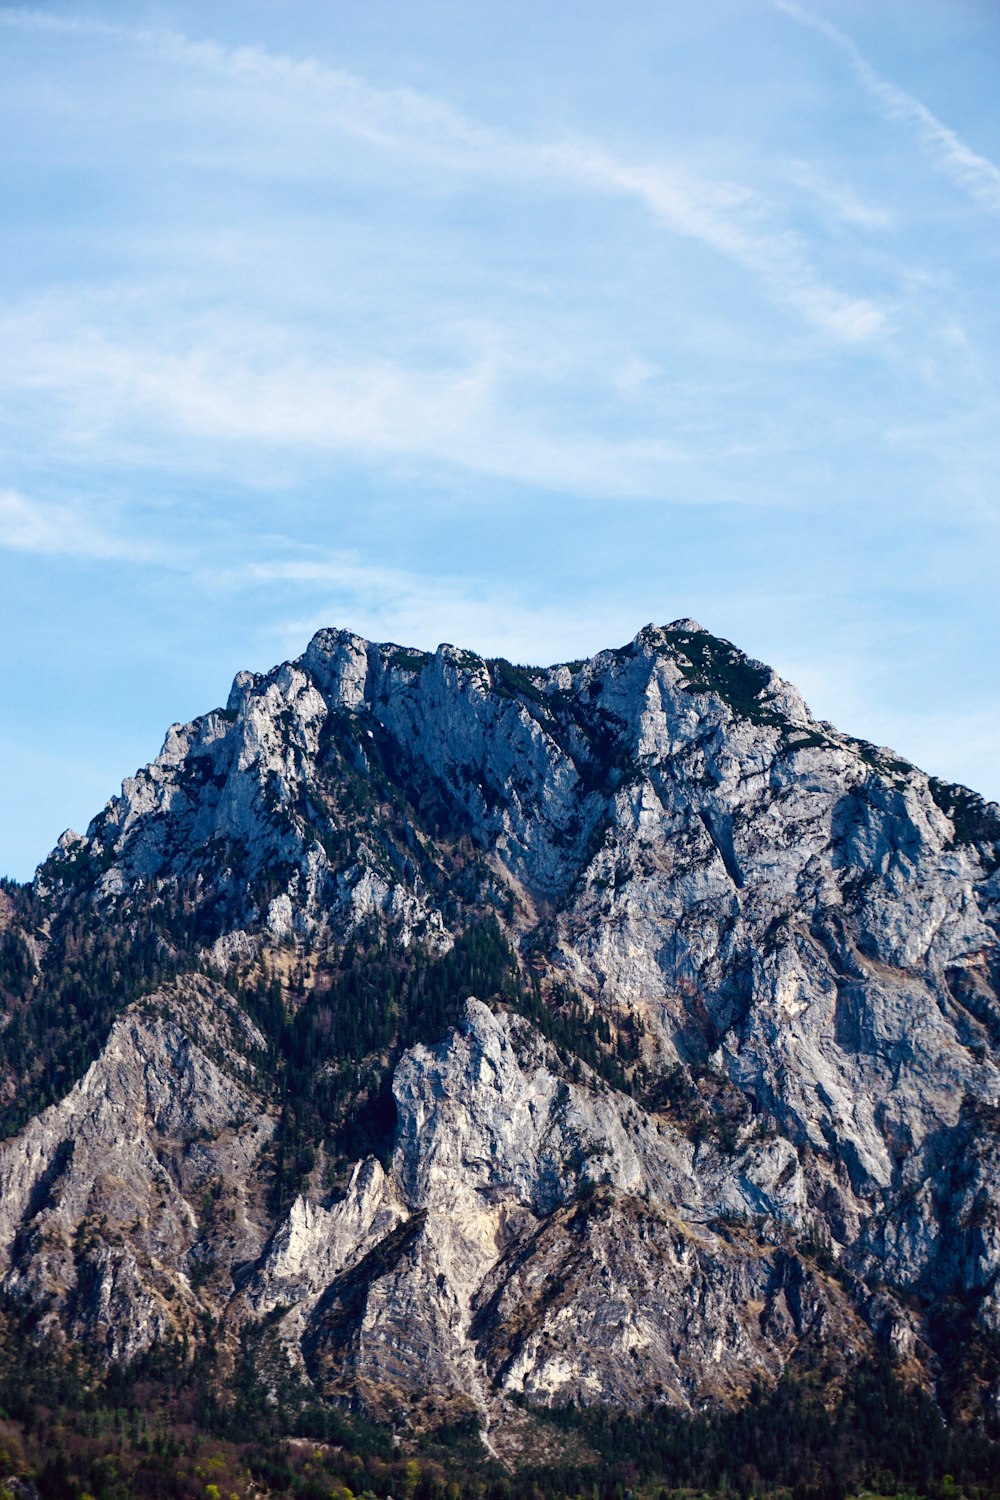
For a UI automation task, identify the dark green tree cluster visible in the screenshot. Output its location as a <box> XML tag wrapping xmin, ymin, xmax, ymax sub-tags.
<box><xmin>239</xmin><ymin>918</ymin><xmax>532</xmax><ymax>1207</ymax></box>
<box><xmin>0</xmin><ymin>926</ymin><xmax>35</xmax><ymax>1002</ymax></box>
<box><xmin>0</xmin><ymin>883</ymin><xmax>183</xmax><ymax>1138</ymax></box>
<box><xmin>2</xmin><ymin>1285</ymin><xmax>1000</xmax><ymax>1500</ymax></box>
<box><xmin>528</xmin><ymin>1358</ymin><xmax>1000</xmax><ymax>1500</ymax></box>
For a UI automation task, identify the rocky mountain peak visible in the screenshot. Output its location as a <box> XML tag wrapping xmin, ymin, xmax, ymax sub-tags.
<box><xmin>1</xmin><ymin>621</ymin><xmax>999</xmax><ymax>1448</ymax></box>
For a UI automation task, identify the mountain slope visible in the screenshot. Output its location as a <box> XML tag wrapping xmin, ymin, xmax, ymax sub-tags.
<box><xmin>1</xmin><ymin>619</ymin><xmax>999</xmax><ymax>1441</ymax></box>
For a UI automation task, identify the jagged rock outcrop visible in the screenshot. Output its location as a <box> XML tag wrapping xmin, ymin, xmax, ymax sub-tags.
<box><xmin>0</xmin><ymin>977</ymin><xmax>275</xmax><ymax>1362</ymax></box>
<box><xmin>1</xmin><ymin>619</ymin><xmax>999</xmax><ymax>1430</ymax></box>
<box><xmin>289</xmin><ymin>999</ymin><xmax>850</xmax><ymax>1426</ymax></box>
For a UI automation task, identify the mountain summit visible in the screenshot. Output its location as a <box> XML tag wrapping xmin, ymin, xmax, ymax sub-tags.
<box><xmin>1</xmin><ymin>620</ymin><xmax>999</xmax><ymax>1446</ymax></box>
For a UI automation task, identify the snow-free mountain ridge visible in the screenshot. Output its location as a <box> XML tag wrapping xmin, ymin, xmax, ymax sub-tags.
<box><xmin>1</xmin><ymin>619</ymin><xmax>998</xmax><ymax>1443</ymax></box>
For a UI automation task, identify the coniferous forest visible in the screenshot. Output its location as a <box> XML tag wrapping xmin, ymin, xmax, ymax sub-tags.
<box><xmin>2</xmin><ymin>1298</ymin><xmax>1000</xmax><ymax>1500</ymax></box>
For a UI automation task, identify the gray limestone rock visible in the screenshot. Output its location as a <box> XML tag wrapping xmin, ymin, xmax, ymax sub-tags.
<box><xmin>4</xmin><ymin>620</ymin><xmax>1000</xmax><ymax>1427</ymax></box>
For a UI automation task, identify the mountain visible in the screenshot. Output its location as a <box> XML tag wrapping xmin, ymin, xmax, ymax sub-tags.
<box><xmin>1</xmin><ymin>619</ymin><xmax>999</xmax><ymax>1476</ymax></box>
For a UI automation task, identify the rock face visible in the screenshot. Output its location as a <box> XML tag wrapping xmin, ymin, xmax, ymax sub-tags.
<box><xmin>294</xmin><ymin>999</ymin><xmax>860</xmax><ymax>1427</ymax></box>
<box><xmin>2</xmin><ymin>619</ymin><xmax>1000</xmax><ymax>1430</ymax></box>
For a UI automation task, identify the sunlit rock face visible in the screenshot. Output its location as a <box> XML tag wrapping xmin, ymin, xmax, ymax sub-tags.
<box><xmin>2</xmin><ymin>620</ymin><xmax>999</xmax><ymax>1430</ymax></box>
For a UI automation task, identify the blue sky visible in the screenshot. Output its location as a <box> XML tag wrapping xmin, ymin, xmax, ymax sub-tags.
<box><xmin>1</xmin><ymin>0</ymin><xmax>998</xmax><ymax>880</ymax></box>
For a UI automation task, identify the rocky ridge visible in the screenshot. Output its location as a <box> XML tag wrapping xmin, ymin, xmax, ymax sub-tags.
<box><xmin>0</xmin><ymin>619</ymin><xmax>999</xmax><ymax>1437</ymax></box>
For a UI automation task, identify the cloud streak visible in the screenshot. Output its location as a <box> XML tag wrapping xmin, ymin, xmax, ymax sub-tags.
<box><xmin>0</xmin><ymin>5</ymin><xmax>887</xmax><ymax>342</ymax></box>
<box><xmin>771</xmin><ymin>0</ymin><xmax>1000</xmax><ymax>215</ymax></box>
<box><xmin>0</xmin><ymin>488</ymin><xmax>147</xmax><ymax>560</ymax></box>
<box><xmin>0</xmin><ymin>296</ymin><xmax>700</xmax><ymax>500</ymax></box>
<box><xmin>784</xmin><ymin>160</ymin><xmax>893</xmax><ymax>232</ymax></box>
<box><xmin>557</xmin><ymin>144</ymin><xmax>888</xmax><ymax>341</ymax></box>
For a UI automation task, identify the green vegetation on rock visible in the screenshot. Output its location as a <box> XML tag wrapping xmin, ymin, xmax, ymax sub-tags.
<box><xmin>662</xmin><ymin>627</ymin><xmax>785</xmax><ymax>727</ymax></box>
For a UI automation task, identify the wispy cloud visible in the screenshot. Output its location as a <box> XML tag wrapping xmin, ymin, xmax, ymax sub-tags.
<box><xmin>771</xmin><ymin>0</ymin><xmax>1000</xmax><ymax>215</ymax></box>
<box><xmin>0</xmin><ymin>6</ymin><xmax>887</xmax><ymax>342</ymax></box>
<box><xmin>236</xmin><ymin>551</ymin><xmax>644</xmax><ymax>666</ymax></box>
<box><xmin>557</xmin><ymin>144</ymin><xmax>888</xmax><ymax>341</ymax></box>
<box><xmin>784</xmin><ymin>160</ymin><xmax>893</xmax><ymax>233</ymax></box>
<box><xmin>0</xmin><ymin>296</ymin><xmax>699</xmax><ymax>499</ymax></box>
<box><xmin>0</xmin><ymin>488</ymin><xmax>147</xmax><ymax>559</ymax></box>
